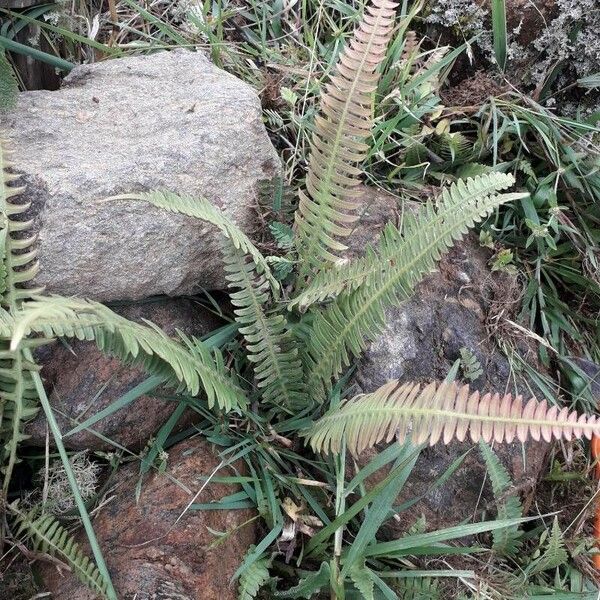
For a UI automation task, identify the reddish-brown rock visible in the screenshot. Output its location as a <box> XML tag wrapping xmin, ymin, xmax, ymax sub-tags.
<box><xmin>37</xmin><ymin>438</ymin><xmax>256</xmax><ymax>599</ymax></box>
<box><xmin>28</xmin><ymin>298</ymin><xmax>223</xmax><ymax>451</ymax></box>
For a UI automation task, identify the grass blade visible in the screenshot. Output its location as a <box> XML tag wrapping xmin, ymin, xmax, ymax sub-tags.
<box><xmin>491</xmin><ymin>0</ymin><xmax>507</xmax><ymax>70</ymax></box>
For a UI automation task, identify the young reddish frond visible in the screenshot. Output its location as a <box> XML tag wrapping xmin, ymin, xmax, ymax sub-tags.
<box><xmin>295</xmin><ymin>0</ymin><xmax>399</xmax><ymax>278</ymax></box>
<box><xmin>307</xmin><ymin>380</ymin><xmax>600</xmax><ymax>455</ymax></box>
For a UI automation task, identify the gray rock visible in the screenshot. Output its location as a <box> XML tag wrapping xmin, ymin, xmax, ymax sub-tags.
<box><xmin>28</xmin><ymin>297</ymin><xmax>223</xmax><ymax>451</ymax></box>
<box><xmin>3</xmin><ymin>50</ymin><xmax>280</xmax><ymax>302</ymax></box>
<box><xmin>350</xmin><ymin>186</ymin><xmax>549</xmax><ymax>533</ymax></box>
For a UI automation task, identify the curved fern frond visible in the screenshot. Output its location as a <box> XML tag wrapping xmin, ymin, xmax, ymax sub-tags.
<box><xmin>110</xmin><ymin>190</ymin><xmax>279</xmax><ymax>294</ymax></box>
<box><xmin>300</xmin><ymin>175</ymin><xmax>527</xmax><ymax>399</ymax></box>
<box><xmin>10</xmin><ymin>296</ymin><xmax>247</xmax><ymax>412</ymax></box>
<box><xmin>0</xmin><ymin>139</ymin><xmax>42</xmax><ymax>522</ymax></box>
<box><xmin>11</xmin><ymin>503</ymin><xmax>110</xmax><ymax>598</ymax></box>
<box><xmin>294</xmin><ymin>0</ymin><xmax>399</xmax><ymax>277</ymax></box>
<box><xmin>223</xmin><ymin>243</ymin><xmax>305</xmax><ymax>410</ymax></box>
<box><xmin>307</xmin><ymin>380</ymin><xmax>600</xmax><ymax>455</ymax></box>
<box><xmin>290</xmin><ymin>172</ymin><xmax>523</xmax><ymax>310</ymax></box>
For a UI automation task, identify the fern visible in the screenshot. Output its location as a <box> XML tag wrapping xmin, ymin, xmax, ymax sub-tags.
<box><xmin>479</xmin><ymin>442</ymin><xmax>523</xmax><ymax>557</ymax></box>
<box><xmin>274</xmin><ymin>561</ymin><xmax>330</xmax><ymax>598</ymax></box>
<box><xmin>460</xmin><ymin>348</ymin><xmax>483</xmax><ymax>382</ymax></box>
<box><xmin>0</xmin><ymin>139</ymin><xmax>42</xmax><ymax>522</ymax></box>
<box><xmin>307</xmin><ymin>380</ymin><xmax>600</xmax><ymax>455</ymax></box>
<box><xmin>294</xmin><ymin>0</ymin><xmax>399</xmax><ymax>277</ymax></box>
<box><xmin>10</xmin><ymin>296</ymin><xmax>247</xmax><ymax>412</ymax></box>
<box><xmin>223</xmin><ymin>243</ymin><xmax>305</xmax><ymax>410</ymax></box>
<box><xmin>238</xmin><ymin>547</ymin><xmax>271</xmax><ymax>600</ymax></box>
<box><xmin>349</xmin><ymin>562</ymin><xmax>375</xmax><ymax>600</ymax></box>
<box><xmin>298</xmin><ymin>174</ymin><xmax>527</xmax><ymax>399</ymax></box>
<box><xmin>11</xmin><ymin>503</ymin><xmax>110</xmax><ymax>597</ymax></box>
<box><xmin>399</xmin><ymin>578</ymin><xmax>440</xmax><ymax>600</ymax></box>
<box><xmin>111</xmin><ymin>190</ymin><xmax>279</xmax><ymax>293</ymax></box>
<box><xmin>269</xmin><ymin>221</ymin><xmax>295</xmax><ymax>249</ymax></box>
<box><xmin>526</xmin><ymin>517</ymin><xmax>568</xmax><ymax>576</ymax></box>
<box><xmin>290</xmin><ymin>172</ymin><xmax>524</xmax><ymax>310</ymax></box>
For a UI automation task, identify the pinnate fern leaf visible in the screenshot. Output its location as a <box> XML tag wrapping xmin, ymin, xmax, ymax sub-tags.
<box><xmin>11</xmin><ymin>503</ymin><xmax>110</xmax><ymax>597</ymax></box>
<box><xmin>10</xmin><ymin>296</ymin><xmax>247</xmax><ymax>412</ymax></box>
<box><xmin>479</xmin><ymin>442</ymin><xmax>523</xmax><ymax>557</ymax></box>
<box><xmin>111</xmin><ymin>190</ymin><xmax>279</xmax><ymax>293</ymax></box>
<box><xmin>307</xmin><ymin>380</ymin><xmax>600</xmax><ymax>455</ymax></box>
<box><xmin>290</xmin><ymin>172</ymin><xmax>524</xmax><ymax>310</ymax></box>
<box><xmin>223</xmin><ymin>243</ymin><xmax>305</xmax><ymax>410</ymax></box>
<box><xmin>299</xmin><ymin>174</ymin><xmax>527</xmax><ymax>400</ymax></box>
<box><xmin>294</xmin><ymin>0</ymin><xmax>399</xmax><ymax>277</ymax></box>
<box><xmin>238</xmin><ymin>547</ymin><xmax>271</xmax><ymax>600</ymax></box>
<box><xmin>0</xmin><ymin>140</ymin><xmax>42</xmax><ymax>513</ymax></box>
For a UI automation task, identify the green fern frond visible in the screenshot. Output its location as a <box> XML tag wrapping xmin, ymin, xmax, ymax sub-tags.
<box><xmin>238</xmin><ymin>547</ymin><xmax>271</xmax><ymax>600</ymax></box>
<box><xmin>110</xmin><ymin>190</ymin><xmax>279</xmax><ymax>293</ymax></box>
<box><xmin>223</xmin><ymin>243</ymin><xmax>305</xmax><ymax>410</ymax></box>
<box><xmin>294</xmin><ymin>0</ymin><xmax>399</xmax><ymax>278</ymax></box>
<box><xmin>526</xmin><ymin>517</ymin><xmax>568</xmax><ymax>575</ymax></box>
<box><xmin>290</xmin><ymin>172</ymin><xmax>524</xmax><ymax>311</ymax></box>
<box><xmin>10</xmin><ymin>296</ymin><xmax>247</xmax><ymax>412</ymax></box>
<box><xmin>349</xmin><ymin>563</ymin><xmax>374</xmax><ymax>600</ymax></box>
<box><xmin>10</xmin><ymin>503</ymin><xmax>110</xmax><ymax>598</ymax></box>
<box><xmin>269</xmin><ymin>221</ymin><xmax>295</xmax><ymax>250</ymax></box>
<box><xmin>460</xmin><ymin>348</ymin><xmax>483</xmax><ymax>382</ymax></box>
<box><xmin>399</xmin><ymin>578</ymin><xmax>440</xmax><ymax>600</ymax></box>
<box><xmin>432</xmin><ymin>132</ymin><xmax>472</xmax><ymax>163</ymax></box>
<box><xmin>299</xmin><ymin>174</ymin><xmax>527</xmax><ymax>398</ymax></box>
<box><xmin>0</xmin><ymin>139</ymin><xmax>42</xmax><ymax>509</ymax></box>
<box><xmin>479</xmin><ymin>442</ymin><xmax>523</xmax><ymax>557</ymax></box>
<box><xmin>0</xmin><ymin>51</ymin><xmax>18</xmax><ymax>112</ymax></box>
<box><xmin>306</xmin><ymin>380</ymin><xmax>600</xmax><ymax>455</ymax></box>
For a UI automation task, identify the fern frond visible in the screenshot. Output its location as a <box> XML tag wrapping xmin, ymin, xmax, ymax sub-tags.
<box><xmin>399</xmin><ymin>578</ymin><xmax>440</xmax><ymax>600</ymax></box>
<box><xmin>10</xmin><ymin>296</ymin><xmax>247</xmax><ymax>412</ymax></box>
<box><xmin>479</xmin><ymin>442</ymin><xmax>523</xmax><ymax>557</ymax></box>
<box><xmin>527</xmin><ymin>517</ymin><xmax>568</xmax><ymax>575</ymax></box>
<box><xmin>307</xmin><ymin>380</ymin><xmax>600</xmax><ymax>455</ymax></box>
<box><xmin>294</xmin><ymin>0</ymin><xmax>399</xmax><ymax>277</ymax></box>
<box><xmin>110</xmin><ymin>190</ymin><xmax>279</xmax><ymax>293</ymax></box>
<box><xmin>223</xmin><ymin>243</ymin><xmax>305</xmax><ymax>410</ymax></box>
<box><xmin>290</xmin><ymin>173</ymin><xmax>523</xmax><ymax>311</ymax></box>
<box><xmin>299</xmin><ymin>175</ymin><xmax>527</xmax><ymax>399</ymax></box>
<box><xmin>238</xmin><ymin>547</ymin><xmax>271</xmax><ymax>600</ymax></box>
<box><xmin>0</xmin><ymin>139</ymin><xmax>42</xmax><ymax>512</ymax></box>
<box><xmin>349</xmin><ymin>563</ymin><xmax>374</xmax><ymax>600</ymax></box>
<box><xmin>0</xmin><ymin>139</ymin><xmax>43</xmax><ymax>308</ymax></box>
<box><xmin>269</xmin><ymin>221</ymin><xmax>295</xmax><ymax>250</ymax></box>
<box><xmin>10</xmin><ymin>503</ymin><xmax>110</xmax><ymax>598</ymax></box>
